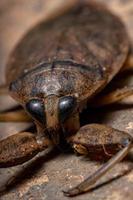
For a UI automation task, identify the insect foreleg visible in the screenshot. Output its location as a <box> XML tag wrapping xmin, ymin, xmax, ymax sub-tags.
<box><xmin>65</xmin><ymin>124</ymin><xmax>133</xmax><ymax>196</ymax></box>
<box><xmin>0</xmin><ymin>132</ymin><xmax>51</xmax><ymax>167</ymax></box>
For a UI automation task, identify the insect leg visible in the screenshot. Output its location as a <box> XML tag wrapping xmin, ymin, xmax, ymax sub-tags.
<box><xmin>0</xmin><ymin>85</ymin><xmax>8</xmax><ymax>95</ymax></box>
<box><xmin>91</xmin><ymin>86</ymin><xmax>133</xmax><ymax>107</ymax></box>
<box><xmin>0</xmin><ymin>132</ymin><xmax>51</xmax><ymax>167</ymax></box>
<box><xmin>64</xmin><ymin>124</ymin><xmax>133</xmax><ymax>196</ymax></box>
<box><xmin>0</xmin><ymin>109</ymin><xmax>31</xmax><ymax>122</ymax></box>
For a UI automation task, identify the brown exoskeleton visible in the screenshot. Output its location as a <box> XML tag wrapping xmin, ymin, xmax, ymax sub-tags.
<box><xmin>0</xmin><ymin>1</ymin><xmax>133</xmax><ymax>197</ymax></box>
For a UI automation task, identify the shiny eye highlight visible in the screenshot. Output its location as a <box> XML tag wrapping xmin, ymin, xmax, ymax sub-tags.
<box><xmin>59</xmin><ymin>96</ymin><xmax>77</xmax><ymax>122</ymax></box>
<box><xmin>26</xmin><ymin>99</ymin><xmax>45</xmax><ymax>123</ymax></box>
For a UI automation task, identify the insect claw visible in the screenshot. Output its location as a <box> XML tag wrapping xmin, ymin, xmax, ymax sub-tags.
<box><xmin>62</xmin><ymin>190</ymin><xmax>72</xmax><ymax>197</ymax></box>
<box><xmin>62</xmin><ymin>188</ymin><xmax>82</xmax><ymax>197</ymax></box>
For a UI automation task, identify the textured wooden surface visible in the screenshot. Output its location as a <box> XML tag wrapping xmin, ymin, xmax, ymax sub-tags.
<box><xmin>0</xmin><ymin>0</ymin><xmax>133</xmax><ymax>200</ymax></box>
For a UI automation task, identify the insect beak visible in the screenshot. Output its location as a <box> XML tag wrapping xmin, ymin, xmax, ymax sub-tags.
<box><xmin>46</xmin><ymin>127</ymin><xmax>60</xmax><ymax>145</ymax></box>
<box><xmin>45</xmin><ymin>117</ymin><xmax>61</xmax><ymax>144</ymax></box>
<box><xmin>45</xmin><ymin>95</ymin><xmax>60</xmax><ymax>144</ymax></box>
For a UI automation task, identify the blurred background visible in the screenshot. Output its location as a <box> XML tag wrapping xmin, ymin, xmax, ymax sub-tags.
<box><xmin>0</xmin><ymin>1</ymin><xmax>133</xmax><ymax>200</ymax></box>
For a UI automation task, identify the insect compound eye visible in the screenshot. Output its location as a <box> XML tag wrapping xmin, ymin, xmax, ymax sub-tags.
<box><xmin>26</xmin><ymin>99</ymin><xmax>45</xmax><ymax>124</ymax></box>
<box><xmin>58</xmin><ymin>96</ymin><xmax>77</xmax><ymax>122</ymax></box>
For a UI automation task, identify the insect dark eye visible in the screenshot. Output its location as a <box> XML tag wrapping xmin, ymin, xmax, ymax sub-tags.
<box><xmin>26</xmin><ymin>99</ymin><xmax>45</xmax><ymax>124</ymax></box>
<box><xmin>59</xmin><ymin>96</ymin><xmax>77</xmax><ymax>122</ymax></box>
